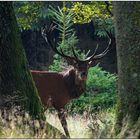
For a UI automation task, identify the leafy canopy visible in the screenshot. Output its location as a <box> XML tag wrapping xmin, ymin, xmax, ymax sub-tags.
<box><xmin>13</xmin><ymin>1</ymin><xmax>114</xmax><ymax>35</ymax></box>
<box><xmin>66</xmin><ymin>2</ymin><xmax>114</xmax><ymax>37</ymax></box>
<box><xmin>14</xmin><ymin>2</ymin><xmax>43</xmax><ymax>30</ymax></box>
<box><xmin>67</xmin><ymin>2</ymin><xmax>113</xmax><ymax>24</ymax></box>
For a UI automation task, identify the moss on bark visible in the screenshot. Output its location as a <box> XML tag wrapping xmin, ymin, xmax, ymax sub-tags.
<box><xmin>113</xmin><ymin>2</ymin><xmax>140</xmax><ymax>138</ymax></box>
<box><xmin>0</xmin><ymin>2</ymin><xmax>45</xmax><ymax>119</ymax></box>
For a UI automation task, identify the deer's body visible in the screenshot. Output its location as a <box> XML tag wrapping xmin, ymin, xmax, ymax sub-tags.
<box><xmin>31</xmin><ymin>68</ymin><xmax>85</xmax><ymax>110</ymax></box>
<box><xmin>31</xmin><ymin>68</ymin><xmax>86</xmax><ymax>137</ymax></box>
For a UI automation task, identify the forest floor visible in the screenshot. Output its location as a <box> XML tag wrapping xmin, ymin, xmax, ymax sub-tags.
<box><xmin>0</xmin><ymin>108</ymin><xmax>114</xmax><ymax>138</ymax></box>
<box><xmin>45</xmin><ymin>108</ymin><xmax>115</xmax><ymax>138</ymax></box>
<box><xmin>45</xmin><ymin>111</ymin><xmax>93</xmax><ymax>138</ymax></box>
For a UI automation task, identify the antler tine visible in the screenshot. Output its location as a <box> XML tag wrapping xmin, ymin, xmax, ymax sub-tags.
<box><xmin>48</xmin><ymin>23</ymin><xmax>56</xmax><ymax>33</ymax></box>
<box><xmin>41</xmin><ymin>28</ymin><xmax>48</xmax><ymax>44</ymax></box>
<box><xmin>71</xmin><ymin>46</ymin><xmax>79</xmax><ymax>61</ymax></box>
<box><xmin>42</xmin><ymin>24</ymin><xmax>78</xmax><ymax>62</ymax></box>
<box><xmin>41</xmin><ymin>23</ymin><xmax>55</xmax><ymax>38</ymax></box>
<box><xmin>41</xmin><ymin>27</ymin><xmax>46</xmax><ymax>36</ymax></box>
<box><xmin>91</xmin><ymin>37</ymin><xmax>111</xmax><ymax>60</ymax></box>
<box><xmin>85</xmin><ymin>44</ymin><xmax>99</xmax><ymax>61</ymax></box>
<box><xmin>93</xmin><ymin>44</ymin><xmax>99</xmax><ymax>56</ymax></box>
<box><xmin>93</xmin><ymin>49</ymin><xmax>109</xmax><ymax>59</ymax></box>
<box><xmin>42</xmin><ymin>24</ymin><xmax>60</xmax><ymax>54</ymax></box>
<box><xmin>59</xmin><ymin>47</ymin><xmax>78</xmax><ymax>61</ymax></box>
<box><xmin>51</xmin><ymin>25</ymin><xmax>57</xmax><ymax>32</ymax></box>
<box><xmin>105</xmin><ymin>30</ymin><xmax>113</xmax><ymax>40</ymax></box>
<box><xmin>87</xmin><ymin>29</ymin><xmax>113</xmax><ymax>61</ymax></box>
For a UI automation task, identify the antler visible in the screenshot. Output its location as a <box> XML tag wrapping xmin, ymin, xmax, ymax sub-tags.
<box><xmin>82</xmin><ymin>30</ymin><xmax>114</xmax><ymax>62</ymax></box>
<box><xmin>42</xmin><ymin>24</ymin><xmax>115</xmax><ymax>64</ymax></box>
<box><xmin>42</xmin><ymin>24</ymin><xmax>79</xmax><ymax>62</ymax></box>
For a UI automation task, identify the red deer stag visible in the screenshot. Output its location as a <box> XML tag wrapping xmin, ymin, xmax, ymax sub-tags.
<box><xmin>31</xmin><ymin>25</ymin><xmax>113</xmax><ymax>137</ymax></box>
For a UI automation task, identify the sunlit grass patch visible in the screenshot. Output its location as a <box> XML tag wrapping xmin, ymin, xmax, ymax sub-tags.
<box><xmin>45</xmin><ymin>107</ymin><xmax>116</xmax><ymax>139</ymax></box>
<box><xmin>67</xmin><ymin>114</ymin><xmax>93</xmax><ymax>138</ymax></box>
<box><xmin>0</xmin><ymin>106</ymin><xmax>115</xmax><ymax>138</ymax></box>
<box><xmin>45</xmin><ymin>110</ymin><xmax>93</xmax><ymax>138</ymax></box>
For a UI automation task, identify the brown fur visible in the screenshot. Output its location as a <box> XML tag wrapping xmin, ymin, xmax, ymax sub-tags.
<box><xmin>31</xmin><ymin>68</ymin><xmax>86</xmax><ymax>110</ymax></box>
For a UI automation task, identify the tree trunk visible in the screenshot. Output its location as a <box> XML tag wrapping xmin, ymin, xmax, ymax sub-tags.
<box><xmin>0</xmin><ymin>2</ymin><xmax>45</xmax><ymax>119</ymax></box>
<box><xmin>113</xmin><ymin>2</ymin><xmax>140</xmax><ymax>138</ymax></box>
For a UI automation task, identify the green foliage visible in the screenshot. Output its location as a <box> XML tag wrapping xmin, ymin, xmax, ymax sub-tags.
<box><xmin>49</xmin><ymin>54</ymin><xmax>63</xmax><ymax>72</ymax></box>
<box><xmin>94</xmin><ymin>18</ymin><xmax>114</xmax><ymax>37</ymax></box>
<box><xmin>68</xmin><ymin>2</ymin><xmax>112</xmax><ymax>24</ymax></box>
<box><xmin>14</xmin><ymin>1</ymin><xmax>114</xmax><ymax>38</ymax></box>
<box><xmin>48</xmin><ymin>3</ymin><xmax>79</xmax><ymax>71</ymax></box>
<box><xmin>86</xmin><ymin>66</ymin><xmax>117</xmax><ymax>94</ymax></box>
<box><xmin>66</xmin><ymin>93</ymin><xmax>116</xmax><ymax>114</ymax></box>
<box><xmin>67</xmin><ymin>2</ymin><xmax>114</xmax><ymax>37</ymax></box>
<box><xmin>66</xmin><ymin>66</ymin><xmax>117</xmax><ymax>114</ymax></box>
<box><xmin>48</xmin><ymin>4</ymin><xmax>78</xmax><ymax>52</ymax></box>
<box><xmin>13</xmin><ymin>2</ymin><xmax>44</xmax><ymax>30</ymax></box>
<box><xmin>48</xmin><ymin>3</ymin><xmax>96</xmax><ymax>72</ymax></box>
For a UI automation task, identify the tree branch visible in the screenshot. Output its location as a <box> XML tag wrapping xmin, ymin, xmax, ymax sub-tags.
<box><xmin>105</xmin><ymin>1</ymin><xmax>113</xmax><ymax>17</ymax></box>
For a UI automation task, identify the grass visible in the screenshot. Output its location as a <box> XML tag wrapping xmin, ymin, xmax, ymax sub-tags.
<box><xmin>0</xmin><ymin>106</ymin><xmax>116</xmax><ymax>138</ymax></box>
<box><xmin>88</xmin><ymin>108</ymin><xmax>116</xmax><ymax>138</ymax></box>
<box><xmin>45</xmin><ymin>108</ymin><xmax>116</xmax><ymax>138</ymax></box>
<box><xmin>0</xmin><ymin>107</ymin><xmax>65</xmax><ymax>138</ymax></box>
<box><xmin>45</xmin><ymin>110</ymin><xmax>93</xmax><ymax>138</ymax></box>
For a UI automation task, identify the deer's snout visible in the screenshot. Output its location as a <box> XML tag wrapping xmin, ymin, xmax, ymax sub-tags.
<box><xmin>80</xmin><ymin>71</ymin><xmax>87</xmax><ymax>80</ymax></box>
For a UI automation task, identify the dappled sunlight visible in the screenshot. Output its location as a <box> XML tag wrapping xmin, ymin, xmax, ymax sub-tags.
<box><xmin>45</xmin><ymin>109</ymin><xmax>115</xmax><ymax>138</ymax></box>
<box><xmin>0</xmin><ymin>106</ymin><xmax>115</xmax><ymax>138</ymax></box>
<box><xmin>67</xmin><ymin>114</ymin><xmax>92</xmax><ymax>138</ymax></box>
<box><xmin>45</xmin><ymin>111</ymin><xmax>92</xmax><ymax>138</ymax></box>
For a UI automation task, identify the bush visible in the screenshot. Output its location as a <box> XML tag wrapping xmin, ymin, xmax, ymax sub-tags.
<box><xmin>86</xmin><ymin>66</ymin><xmax>117</xmax><ymax>95</ymax></box>
<box><xmin>66</xmin><ymin>66</ymin><xmax>118</xmax><ymax>114</ymax></box>
<box><xmin>49</xmin><ymin>54</ymin><xmax>63</xmax><ymax>72</ymax></box>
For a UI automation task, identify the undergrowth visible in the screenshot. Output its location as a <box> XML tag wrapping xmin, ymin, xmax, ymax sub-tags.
<box><xmin>87</xmin><ymin>107</ymin><xmax>116</xmax><ymax>138</ymax></box>
<box><xmin>0</xmin><ymin>106</ymin><xmax>65</xmax><ymax>138</ymax></box>
<box><xmin>66</xmin><ymin>93</ymin><xmax>116</xmax><ymax>114</ymax></box>
<box><xmin>44</xmin><ymin>107</ymin><xmax>116</xmax><ymax>138</ymax></box>
<box><xmin>66</xmin><ymin>66</ymin><xmax>117</xmax><ymax>114</ymax></box>
<box><xmin>0</xmin><ymin>105</ymin><xmax>116</xmax><ymax>138</ymax></box>
<box><xmin>0</xmin><ymin>65</ymin><xmax>117</xmax><ymax>138</ymax></box>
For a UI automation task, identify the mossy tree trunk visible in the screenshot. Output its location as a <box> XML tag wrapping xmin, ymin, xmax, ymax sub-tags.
<box><xmin>0</xmin><ymin>2</ymin><xmax>45</xmax><ymax>119</ymax></box>
<box><xmin>113</xmin><ymin>2</ymin><xmax>140</xmax><ymax>138</ymax></box>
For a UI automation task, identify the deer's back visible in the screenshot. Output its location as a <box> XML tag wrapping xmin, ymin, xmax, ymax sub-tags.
<box><xmin>31</xmin><ymin>70</ymin><xmax>70</xmax><ymax>110</ymax></box>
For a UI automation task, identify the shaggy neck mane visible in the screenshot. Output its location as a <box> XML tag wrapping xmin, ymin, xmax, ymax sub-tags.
<box><xmin>62</xmin><ymin>67</ymin><xmax>86</xmax><ymax>99</ymax></box>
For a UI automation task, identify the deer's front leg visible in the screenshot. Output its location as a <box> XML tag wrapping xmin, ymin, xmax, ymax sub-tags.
<box><xmin>57</xmin><ymin>108</ymin><xmax>70</xmax><ymax>138</ymax></box>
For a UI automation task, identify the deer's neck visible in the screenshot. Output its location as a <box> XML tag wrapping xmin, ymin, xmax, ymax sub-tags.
<box><xmin>63</xmin><ymin>68</ymin><xmax>86</xmax><ymax>99</ymax></box>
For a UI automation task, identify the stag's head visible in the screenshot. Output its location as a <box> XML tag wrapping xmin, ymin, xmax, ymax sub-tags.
<box><xmin>42</xmin><ymin>24</ymin><xmax>113</xmax><ymax>82</ymax></box>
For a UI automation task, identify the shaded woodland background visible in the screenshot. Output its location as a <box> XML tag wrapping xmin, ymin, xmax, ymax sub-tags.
<box><xmin>0</xmin><ymin>1</ymin><xmax>140</xmax><ymax>139</ymax></box>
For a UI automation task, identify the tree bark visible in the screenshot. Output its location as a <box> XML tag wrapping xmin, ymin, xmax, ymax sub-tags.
<box><xmin>0</xmin><ymin>2</ymin><xmax>45</xmax><ymax>119</ymax></box>
<box><xmin>113</xmin><ymin>2</ymin><xmax>140</xmax><ymax>138</ymax></box>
